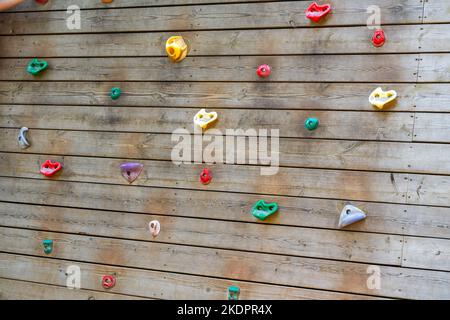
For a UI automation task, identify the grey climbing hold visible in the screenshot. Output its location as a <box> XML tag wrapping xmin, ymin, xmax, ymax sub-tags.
<box><xmin>18</xmin><ymin>127</ymin><xmax>30</xmax><ymax>149</ymax></box>
<box><xmin>338</xmin><ymin>205</ymin><xmax>366</xmax><ymax>228</ymax></box>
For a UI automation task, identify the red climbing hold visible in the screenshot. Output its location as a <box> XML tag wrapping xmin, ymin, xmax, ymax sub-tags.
<box><xmin>372</xmin><ymin>29</ymin><xmax>386</xmax><ymax>47</ymax></box>
<box><xmin>35</xmin><ymin>0</ymin><xmax>49</xmax><ymax>4</ymax></box>
<box><xmin>305</xmin><ymin>2</ymin><xmax>331</xmax><ymax>23</ymax></box>
<box><xmin>256</xmin><ymin>64</ymin><xmax>271</xmax><ymax>78</ymax></box>
<box><xmin>40</xmin><ymin>160</ymin><xmax>62</xmax><ymax>177</ymax></box>
<box><xmin>102</xmin><ymin>275</ymin><xmax>116</xmax><ymax>289</ymax></box>
<box><xmin>200</xmin><ymin>168</ymin><xmax>212</xmax><ymax>185</ymax></box>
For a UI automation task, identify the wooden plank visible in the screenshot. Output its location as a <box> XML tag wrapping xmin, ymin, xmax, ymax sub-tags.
<box><xmin>408</xmin><ymin>174</ymin><xmax>450</xmax><ymax>207</ymax></box>
<box><xmin>2</xmin><ymin>24</ymin><xmax>444</xmax><ymax>58</ymax></box>
<box><xmin>0</xmin><ymin>153</ymin><xmax>409</xmax><ymax>204</ymax></box>
<box><xmin>402</xmin><ymin>237</ymin><xmax>450</xmax><ymax>272</ymax></box>
<box><xmin>0</xmin><ymin>0</ymin><xmax>423</xmax><ymax>35</ymax></box>
<box><xmin>0</xmin><ymin>55</ymin><xmax>419</xmax><ymax>82</ymax></box>
<box><xmin>423</xmin><ymin>0</ymin><xmax>450</xmax><ymax>23</ymax></box>
<box><xmin>0</xmin><ymin>226</ymin><xmax>449</xmax><ymax>299</ymax></box>
<box><xmin>413</xmin><ymin>113</ymin><xmax>450</xmax><ymax>143</ymax></box>
<box><xmin>0</xmin><ymin>202</ymin><xmax>403</xmax><ymax>265</ymax></box>
<box><xmin>0</xmin><ymin>278</ymin><xmax>144</xmax><ymax>300</ymax></box>
<box><xmin>418</xmin><ymin>54</ymin><xmax>450</xmax><ymax>82</ymax></box>
<box><xmin>0</xmin><ymin>253</ymin><xmax>385</xmax><ymax>300</ymax></box>
<box><xmin>0</xmin><ymin>105</ymin><xmax>414</xmax><ymax>141</ymax></box>
<box><xmin>0</xmin><ymin>82</ymin><xmax>421</xmax><ymax>112</ymax></box>
<box><xmin>1</xmin><ymin>177</ymin><xmax>449</xmax><ymax>239</ymax></box>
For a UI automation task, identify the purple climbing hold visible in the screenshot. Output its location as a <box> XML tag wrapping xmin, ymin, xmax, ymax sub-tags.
<box><xmin>120</xmin><ymin>162</ymin><xmax>144</xmax><ymax>183</ymax></box>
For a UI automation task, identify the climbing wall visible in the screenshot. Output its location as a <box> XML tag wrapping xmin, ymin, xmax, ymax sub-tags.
<box><xmin>0</xmin><ymin>0</ymin><xmax>450</xmax><ymax>299</ymax></box>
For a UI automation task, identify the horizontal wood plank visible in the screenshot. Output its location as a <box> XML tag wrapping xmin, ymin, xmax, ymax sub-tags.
<box><xmin>408</xmin><ymin>174</ymin><xmax>450</xmax><ymax>207</ymax></box>
<box><xmin>418</xmin><ymin>54</ymin><xmax>450</xmax><ymax>82</ymax></box>
<box><xmin>1</xmin><ymin>177</ymin><xmax>449</xmax><ymax>239</ymax></box>
<box><xmin>402</xmin><ymin>237</ymin><xmax>450</xmax><ymax>272</ymax></box>
<box><xmin>413</xmin><ymin>113</ymin><xmax>450</xmax><ymax>143</ymax></box>
<box><xmin>423</xmin><ymin>0</ymin><xmax>450</xmax><ymax>24</ymax></box>
<box><xmin>0</xmin><ymin>55</ymin><xmax>419</xmax><ymax>82</ymax></box>
<box><xmin>0</xmin><ymin>0</ymin><xmax>423</xmax><ymax>35</ymax></box>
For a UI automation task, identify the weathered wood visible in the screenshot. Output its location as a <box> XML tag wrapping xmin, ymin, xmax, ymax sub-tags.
<box><xmin>0</xmin><ymin>153</ymin><xmax>409</xmax><ymax>204</ymax></box>
<box><xmin>413</xmin><ymin>113</ymin><xmax>450</xmax><ymax>143</ymax></box>
<box><xmin>0</xmin><ymin>253</ymin><xmax>385</xmax><ymax>300</ymax></box>
<box><xmin>3</xmin><ymin>24</ymin><xmax>446</xmax><ymax>57</ymax></box>
<box><xmin>402</xmin><ymin>237</ymin><xmax>450</xmax><ymax>272</ymax></box>
<box><xmin>418</xmin><ymin>54</ymin><xmax>450</xmax><ymax>82</ymax></box>
<box><xmin>1</xmin><ymin>226</ymin><xmax>449</xmax><ymax>299</ymax></box>
<box><xmin>0</xmin><ymin>105</ymin><xmax>414</xmax><ymax>141</ymax></box>
<box><xmin>2</xmin><ymin>178</ymin><xmax>449</xmax><ymax>239</ymax></box>
<box><xmin>0</xmin><ymin>81</ymin><xmax>422</xmax><ymax>112</ymax></box>
<box><xmin>0</xmin><ymin>202</ymin><xmax>403</xmax><ymax>265</ymax></box>
<box><xmin>408</xmin><ymin>174</ymin><xmax>450</xmax><ymax>207</ymax></box>
<box><xmin>0</xmin><ymin>55</ymin><xmax>419</xmax><ymax>82</ymax></box>
<box><xmin>0</xmin><ymin>278</ymin><xmax>144</xmax><ymax>300</ymax></box>
<box><xmin>0</xmin><ymin>0</ymin><xmax>423</xmax><ymax>35</ymax></box>
<box><xmin>423</xmin><ymin>0</ymin><xmax>450</xmax><ymax>24</ymax></box>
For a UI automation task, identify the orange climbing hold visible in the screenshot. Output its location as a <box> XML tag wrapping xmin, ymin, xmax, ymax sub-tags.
<box><xmin>166</xmin><ymin>36</ymin><xmax>188</xmax><ymax>63</ymax></box>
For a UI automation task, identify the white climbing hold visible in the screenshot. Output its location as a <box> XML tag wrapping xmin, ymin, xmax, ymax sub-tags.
<box><xmin>338</xmin><ymin>205</ymin><xmax>366</xmax><ymax>228</ymax></box>
<box><xmin>149</xmin><ymin>220</ymin><xmax>160</xmax><ymax>237</ymax></box>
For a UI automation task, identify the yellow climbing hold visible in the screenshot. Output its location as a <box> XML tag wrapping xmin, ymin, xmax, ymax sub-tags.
<box><xmin>166</xmin><ymin>36</ymin><xmax>188</xmax><ymax>63</ymax></box>
<box><xmin>369</xmin><ymin>87</ymin><xmax>397</xmax><ymax>109</ymax></box>
<box><xmin>193</xmin><ymin>109</ymin><xmax>218</xmax><ymax>129</ymax></box>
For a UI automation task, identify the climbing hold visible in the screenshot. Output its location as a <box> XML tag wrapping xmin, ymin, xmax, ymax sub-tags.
<box><xmin>305</xmin><ymin>117</ymin><xmax>319</xmax><ymax>130</ymax></box>
<box><xmin>372</xmin><ymin>29</ymin><xmax>386</xmax><ymax>47</ymax></box>
<box><xmin>149</xmin><ymin>220</ymin><xmax>161</xmax><ymax>238</ymax></box>
<box><xmin>166</xmin><ymin>36</ymin><xmax>188</xmax><ymax>63</ymax></box>
<box><xmin>193</xmin><ymin>109</ymin><xmax>218</xmax><ymax>129</ymax></box>
<box><xmin>227</xmin><ymin>286</ymin><xmax>240</xmax><ymax>300</ymax></box>
<box><xmin>110</xmin><ymin>87</ymin><xmax>121</xmax><ymax>100</ymax></box>
<box><xmin>102</xmin><ymin>0</ymin><xmax>113</xmax><ymax>3</ymax></box>
<box><xmin>256</xmin><ymin>64</ymin><xmax>271</xmax><ymax>78</ymax></box>
<box><xmin>199</xmin><ymin>168</ymin><xmax>212</xmax><ymax>185</ymax></box>
<box><xmin>42</xmin><ymin>239</ymin><xmax>53</xmax><ymax>254</ymax></box>
<box><xmin>102</xmin><ymin>275</ymin><xmax>116</xmax><ymax>289</ymax></box>
<box><xmin>369</xmin><ymin>87</ymin><xmax>397</xmax><ymax>109</ymax></box>
<box><xmin>305</xmin><ymin>2</ymin><xmax>331</xmax><ymax>23</ymax></box>
<box><xmin>119</xmin><ymin>162</ymin><xmax>144</xmax><ymax>183</ymax></box>
<box><xmin>338</xmin><ymin>205</ymin><xmax>367</xmax><ymax>228</ymax></box>
<box><xmin>18</xmin><ymin>127</ymin><xmax>30</xmax><ymax>149</ymax></box>
<box><xmin>251</xmin><ymin>200</ymin><xmax>278</xmax><ymax>221</ymax></box>
<box><xmin>27</xmin><ymin>58</ymin><xmax>48</xmax><ymax>75</ymax></box>
<box><xmin>40</xmin><ymin>160</ymin><xmax>63</xmax><ymax>177</ymax></box>
<box><xmin>35</xmin><ymin>0</ymin><xmax>49</xmax><ymax>5</ymax></box>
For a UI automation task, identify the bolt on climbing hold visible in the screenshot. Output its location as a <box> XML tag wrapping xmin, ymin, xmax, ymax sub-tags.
<box><xmin>35</xmin><ymin>0</ymin><xmax>49</xmax><ymax>5</ymax></box>
<box><xmin>369</xmin><ymin>87</ymin><xmax>397</xmax><ymax>109</ymax></box>
<box><xmin>102</xmin><ymin>275</ymin><xmax>116</xmax><ymax>289</ymax></box>
<box><xmin>193</xmin><ymin>109</ymin><xmax>218</xmax><ymax>129</ymax></box>
<box><xmin>27</xmin><ymin>58</ymin><xmax>48</xmax><ymax>75</ymax></box>
<box><xmin>200</xmin><ymin>168</ymin><xmax>212</xmax><ymax>185</ymax></box>
<box><xmin>18</xmin><ymin>127</ymin><xmax>30</xmax><ymax>149</ymax></box>
<box><xmin>40</xmin><ymin>160</ymin><xmax>63</xmax><ymax>177</ymax></box>
<box><xmin>372</xmin><ymin>29</ymin><xmax>386</xmax><ymax>47</ymax></box>
<box><xmin>257</xmin><ymin>64</ymin><xmax>271</xmax><ymax>78</ymax></box>
<box><xmin>119</xmin><ymin>162</ymin><xmax>144</xmax><ymax>183</ymax></box>
<box><xmin>42</xmin><ymin>239</ymin><xmax>53</xmax><ymax>254</ymax></box>
<box><xmin>110</xmin><ymin>87</ymin><xmax>121</xmax><ymax>100</ymax></box>
<box><xmin>338</xmin><ymin>205</ymin><xmax>367</xmax><ymax>228</ymax></box>
<box><xmin>305</xmin><ymin>2</ymin><xmax>331</xmax><ymax>23</ymax></box>
<box><xmin>305</xmin><ymin>117</ymin><xmax>319</xmax><ymax>130</ymax></box>
<box><xmin>251</xmin><ymin>200</ymin><xmax>279</xmax><ymax>221</ymax></box>
<box><xmin>149</xmin><ymin>220</ymin><xmax>161</xmax><ymax>238</ymax></box>
<box><xmin>101</xmin><ymin>0</ymin><xmax>113</xmax><ymax>3</ymax></box>
<box><xmin>227</xmin><ymin>286</ymin><xmax>240</xmax><ymax>300</ymax></box>
<box><xmin>166</xmin><ymin>36</ymin><xmax>188</xmax><ymax>63</ymax></box>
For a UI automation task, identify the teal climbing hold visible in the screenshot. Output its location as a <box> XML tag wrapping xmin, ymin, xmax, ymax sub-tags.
<box><xmin>305</xmin><ymin>117</ymin><xmax>319</xmax><ymax>130</ymax></box>
<box><xmin>227</xmin><ymin>286</ymin><xmax>240</xmax><ymax>300</ymax></box>
<box><xmin>27</xmin><ymin>58</ymin><xmax>48</xmax><ymax>75</ymax></box>
<box><xmin>42</xmin><ymin>239</ymin><xmax>53</xmax><ymax>254</ymax></box>
<box><xmin>251</xmin><ymin>200</ymin><xmax>279</xmax><ymax>221</ymax></box>
<box><xmin>110</xmin><ymin>87</ymin><xmax>121</xmax><ymax>100</ymax></box>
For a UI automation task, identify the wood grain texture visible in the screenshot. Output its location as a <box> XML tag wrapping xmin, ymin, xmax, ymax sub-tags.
<box><xmin>0</xmin><ymin>55</ymin><xmax>419</xmax><ymax>82</ymax></box>
<box><xmin>418</xmin><ymin>54</ymin><xmax>450</xmax><ymax>82</ymax></box>
<box><xmin>0</xmin><ymin>105</ymin><xmax>415</xmax><ymax>141</ymax></box>
<box><xmin>0</xmin><ymin>202</ymin><xmax>403</xmax><ymax>265</ymax></box>
<box><xmin>1</xmin><ymin>226</ymin><xmax>449</xmax><ymax>299</ymax></box>
<box><xmin>0</xmin><ymin>153</ymin><xmax>409</xmax><ymax>204</ymax></box>
<box><xmin>1</xmin><ymin>178</ymin><xmax>449</xmax><ymax>239</ymax></box>
<box><xmin>413</xmin><ymin>113</ymin><xmax>450</xmax><ymax>143</ymax></box>
<box><xmin>408</xmin><ymin>174</ymin><xmax>450</xmax><ymax>207</ymax></box>
<box><xmin>402</xmin><ymin>237</ymin><xmax>450</xmax><ymax>272</ymax></box>
<box><xmin>0</xmin><ymin>253</ymin><xmax>382</xmax><ymax>300</ymax></box>
<box><xmin>0</xmin><ymin>0</ymin><xmax>423</xmax><ymax>35</ymax></box>
<box><xmin>423</xmin><ymin>0</ymin><xmax>450</xmax><ymax>24</ymax></box>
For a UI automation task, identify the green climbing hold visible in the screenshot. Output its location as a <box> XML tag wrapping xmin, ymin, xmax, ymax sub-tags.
<box><xmin>42</xmin><ymin>239</ymin><xmax>53</xmax><ymax>254</ymax></box>
<box><xmin>305</xmin><ymin>117</ymin><xmax>319</xmax><ymax>130</ymax></box>
<box><xmin>251</xmin><ymin>200</ymin><xmax>279</xmax><ymax>221</ymax></box>
<box><xmin>227</xmin><ymin>286</ymin><xmax>240</xmax><ymax>300</ymax></box>
<box><xmin>110</xmin><ymin>87</ymin><xmax>121</xmax><ymax>100</ymax></box>
<box><xmin>27</xmin><ymin>58</ymin><xmax>48</xmax><ymax>75</ymax></box>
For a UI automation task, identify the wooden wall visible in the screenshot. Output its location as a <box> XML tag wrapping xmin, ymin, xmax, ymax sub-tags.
<box><xmin>0</xmin><ymin>0</ymin><xmax>449</xmax><ymax>300</ymax></box>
